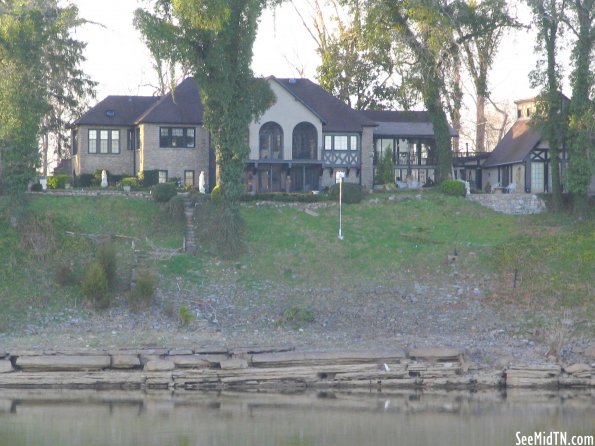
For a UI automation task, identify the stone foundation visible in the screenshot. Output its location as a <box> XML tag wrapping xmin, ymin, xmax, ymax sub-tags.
<box><xmin>0</xmin><ymin>347</ymin><xmax>592</xmax><ymax>391</ymax></box>
<box><xmin>466</xmin><ymin>193</ymin><xmax>546</xmax><ymax>215</ymax></box>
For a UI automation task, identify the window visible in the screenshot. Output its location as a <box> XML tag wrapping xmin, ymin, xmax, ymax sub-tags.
<box><xmin>184</xmin><ymin>170</ymin><xmax>195</xmax><ymax>187</ymax></box>
<box><xmin>259</xmin><ymin>122</ymin><xmax>283</xmax><ymax>159</ymax></box>
<box><xmin>531</xmin><ymin>162</ymin><xmax>544</xmax><ymax>193</ymax></box>
<box><xmin>325</xmin><ymin>135</ymin><xmax>358</xmax><ymax>151</ymax></box>
<box><xmin>292</xmin><ymin>122</ymin><xmax>318</xmax><ymax>160</ymax></box>
<box><xmin>158</xmin><ymin>170</ymin><xmax>168</xmax><ymax>184</ymax></box>
<box><xmin>128</xmin><ymin>127</ymin><xmax>140</xmax><ymax>150</ymax></box>
<box><xmin>88</xmin><ymin>129</ymin><xmax>120</xmax><ymax>154</ymax></box>
<box><xmin>375</xmin><ymin>139</ymin><xmax>394</xmax><ymax>164</ymax></box>
<box><xmin>335</xmin><ymin>136</ymin><xmax>348</xmax><ymax>150</ymax></box>
<box><xmin>159</xmin><ymin>127</ymin><xmax>195</xmax><ymax>148</ymax></box>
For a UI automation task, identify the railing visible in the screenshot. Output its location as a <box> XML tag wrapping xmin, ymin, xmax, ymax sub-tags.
<box><xmin>323</xmin><ymin>150</ymin><xmax>360</xmax><ymax>167</ymax></box>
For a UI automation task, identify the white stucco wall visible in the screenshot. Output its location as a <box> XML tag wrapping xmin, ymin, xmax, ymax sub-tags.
<box><xmin>248</xmin><ymin>81</ymin><xmax>323</xmax><ymax>161</ymax></box>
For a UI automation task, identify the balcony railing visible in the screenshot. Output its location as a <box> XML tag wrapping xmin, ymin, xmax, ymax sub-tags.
<box><xmin>323</xmin><ymin>149</ymin><xmax>360</xmax><ymax>167</ymax></box>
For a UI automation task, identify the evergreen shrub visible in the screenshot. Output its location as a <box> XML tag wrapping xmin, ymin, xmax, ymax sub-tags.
<box><xmin>439</xmin><ymin>179</ymin><xmax>466</xmax><ymax>197</ymax></box>
<box><xmin>47</xmin><ymin>174</ymin><xmax>70</xmax><ymax>189</ymax></box>
<box><xmin>129</xmin><ymin>268</ymin><xmax>156</xmax><ymax>309</ymax></box>
<box><xmin>210</xmin><ymin>184</ymin><xmax>222</xmax><ymax>205</ymax></box>
<box><xmin>328</xmin><ymin>182</ymin><xmax>364</xmax><ymax>203</ymax></box>
<box><xmin>82</xmin><ymin>261</ymin><xmax>110</xmax><ymax>309</ymax></box>
<box><xmin>151</xmin><ymin>183</ymin><xmax>177</xmax><ymax>202</ymax></box>
<box><xmin>97</xmin><ymin>243</ymin><xmax>117</xmax><ymax>290</ymax></box>
<box><xmin>240</xmin><ymin>192</ymin><xmax>326</xmax><ymax>203</ymax></box>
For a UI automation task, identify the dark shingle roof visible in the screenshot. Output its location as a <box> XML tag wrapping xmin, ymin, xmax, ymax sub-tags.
<box><xmin>271</xmin><ymin>77</ymin><xmax>377</xmax><ymax>132</ymax></box>
<box><xmin>73</xmin><ymin>96</ymin><xmax>159</xmax><ymax>126</ymax></box>
<box><xmin>484</xmin><ymin>119</ymin><xmax>542</xmax><ymax>167</ymax></box>
<box><xmin>360</xmin><ymin>110</ymin><xmax>459</xmax><ymax>137</ymax></box>
<box><xmin>136</xmin><ymin>77</ymin><xmax>204</xmax><ymax>125</ymax></box>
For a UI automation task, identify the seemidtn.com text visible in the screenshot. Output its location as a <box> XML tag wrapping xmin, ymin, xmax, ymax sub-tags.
<box><xmin>516</xmin><ymin>432</ymin><xmax>594</xmax><ymax>446</ymax></box>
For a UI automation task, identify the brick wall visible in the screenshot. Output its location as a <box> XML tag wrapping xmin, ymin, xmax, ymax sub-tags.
<box><xmin>139</xmin><ymin>124</ymin><xmax>210</xmax><ymax>186</ymax></box>
<box><xmin>74</xmin><ymin>125</ymin><xmax>135</xmax><ymax>176</ymax></box>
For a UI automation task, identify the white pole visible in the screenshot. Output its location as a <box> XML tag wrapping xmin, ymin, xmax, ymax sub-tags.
<box><xmin>338</xmin><ymin>177</ymin><xmax>343</xmax><ymax>240</ymax></box>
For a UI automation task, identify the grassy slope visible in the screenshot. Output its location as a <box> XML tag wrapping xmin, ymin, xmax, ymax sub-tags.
<box><xmin>0</xmin><ymin>195</ymin><xmax>185</xmax><ymax>331</ymax></box>
<box><xmin>0</xmin><ymin>192</ymin><xmax>592</xmax><ymax>334</ymax></box>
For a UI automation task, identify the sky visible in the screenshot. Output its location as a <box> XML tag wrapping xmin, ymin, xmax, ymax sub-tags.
<box><xmin>70</xmin><ymin>0</ymin><xmax>571</xmax><ymax>146</ymax></box>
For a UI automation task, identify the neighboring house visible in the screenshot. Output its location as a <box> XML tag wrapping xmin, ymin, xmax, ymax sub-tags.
<box><xmin>70</xmin><ymin>77</ymin><xmax>455</xmax><ymax>192</ymax></box>
<box><xmin>247</xmin><ymin>77</ymin><xmax>377</xmax><ymax>193</ymax></box>
<box><xmin>72</xmin><ymin>77</ymin><xmax>210</xmax><ymax>188</ymax></box>
<box><xmin>481</xmin><ymin>96</ymin><xmax>570</xmax><ymax>194</ymax></box>
<box><xmin>360</xmin><ymin>110</ymin><xmax>458</xmax><ymax>186</ymax></box>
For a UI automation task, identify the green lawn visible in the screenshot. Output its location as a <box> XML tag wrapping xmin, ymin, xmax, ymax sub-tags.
<box><xmin>1</xmin><ymin>191</ymin><xmax>593</xmax><ymax>334</ymax></box>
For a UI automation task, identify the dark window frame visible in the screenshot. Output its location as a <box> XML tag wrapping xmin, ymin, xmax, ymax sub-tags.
<box><xmin>88</xmin><ymin>129</ymin><xmax>121</xmax><ymax>154</ymax></box>
<box><xmin>259</xmin><ymin>121</ymin><xmax>284</xmax><ymax>160</ymax></box>
<box><xmin>159</xmin><ymin>127</ymin><xmax>196</xmax><ymax>148</ymax></box>
<box><xmin>292</xmin><ymin>122</ymin><xmax>318</xmax><ymax>160</ymax></box>
<box><xmin>184</xmin><ymin>170</ymin><xmax>195</xmax><ymax>187</ymax></box>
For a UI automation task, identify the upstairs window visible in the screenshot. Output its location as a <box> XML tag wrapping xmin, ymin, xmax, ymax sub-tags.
<box><xmin>325</xmin><ymin>134</ymin><xmax>358</xmax><ymax>151</ymax></box>
<box><xmin>160</xmin><ymin>127</ymin><xmax>195</xmax><ymax>148</ymax></box>
<box><xmin>88</xmin><ymin>129</ymin><xmax>120</xmax><ymax>154</ymax></box>
<box><xmin>259</xmin><ymin>122</ymin><xmax>283</xmax><ymax>159</ymax></box>
<box><xmin>292</xmin><ymin>122</ymin><xmax>318</xmax><ymax>160</ymax></box>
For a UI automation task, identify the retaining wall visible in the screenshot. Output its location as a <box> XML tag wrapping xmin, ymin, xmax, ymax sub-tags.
<box><xmin>0</xmin><ymin>347</ymin><xmax>592</xmax><ymax>391</ymax></box>
<box><xmin>466</xmin><ymin>193</ymin><xmax>546</xmax><ymax>215</ymax></box>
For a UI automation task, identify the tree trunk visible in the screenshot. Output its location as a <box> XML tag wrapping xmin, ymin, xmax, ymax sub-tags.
<box><xmin>545</xmin><ymin>23</ymin><xmax>562</xmax><ymax>211</ymax></box>
<box><xmin>476</xmin><ymin>94</ymin><xmax>486</xmax><ymax>153</ymax></box>
<box><xmin>41</xmin><ymin>132</ymin><xmax>49</xmax><ymax>178</ymax></box>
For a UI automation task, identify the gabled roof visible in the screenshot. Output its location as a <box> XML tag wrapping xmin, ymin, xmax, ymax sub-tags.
<box><xmin>73</xmin><ymin>96</ymin><xmax>159</xmax><ymax>126</ymax></box>
<box><xmin>270</xmin><ymin>77</ymin><xmax>377</xmax><ymax>132</ymax></box>
<box><xmin>484</xmin><ymin>119</ymin><xmax>542</xmax><ymax>167</ymax></box>
<box><xmin>136</xmin><ymin>77</ymin><xmax>204</xmax><ymax>125</ymax></box>
<box><xmin>360</xmin><ymin>110</ymin><xmax>459</xmax><ymax>138</ymax></box>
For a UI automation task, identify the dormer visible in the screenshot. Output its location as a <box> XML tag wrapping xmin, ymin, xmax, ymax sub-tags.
<box><xmin>514</xmin><ymin>97</ymin><xmax>537</xmax><ymax>120</ymax></box>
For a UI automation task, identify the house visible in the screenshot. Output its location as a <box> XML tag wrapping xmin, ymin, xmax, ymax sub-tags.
<box><xmin>360</xmin><ymin>110</ymin><xmax>458</xmax><ymax>186</ymax></box>
<box><xmin>72</xmin><ymin>78</ymin><xmax>210</xmax><ymax>188</ymax></box>
<box><xmin>481</xmin><ymin>96</ymin><xmax>570</xmax><ymax>194</ymax></box>
<box><xmin>70</xmin><ymin>77</ymin><xmax>455</xmax><ymax>191</ymax></box>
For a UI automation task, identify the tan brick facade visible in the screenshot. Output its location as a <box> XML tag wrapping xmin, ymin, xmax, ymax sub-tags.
<box><xmin>73</xmin><ymin>125</ymin><xmax>134</xmax><ymax>176</ymax></box>
<box><xmin>74</xmin><ymin>124</ymin><xmax>210</xmax><ymax>188</ymax></box>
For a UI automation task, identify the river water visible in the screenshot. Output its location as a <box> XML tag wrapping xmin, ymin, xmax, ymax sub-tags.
<box><xmin>0</xmin><ymin>389</ymin><xmax>593</xmax><ymax>446</ymax></box>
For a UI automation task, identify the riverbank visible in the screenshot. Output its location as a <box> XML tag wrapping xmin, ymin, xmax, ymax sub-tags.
<box><xmin>0</xmin><ymin>346</ymin><xmax>592</xmax><ymax>391</ymax></box>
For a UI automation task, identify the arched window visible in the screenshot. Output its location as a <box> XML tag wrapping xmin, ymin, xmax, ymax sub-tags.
<box><xmin>292</xmin><ymin>122</ymin><xmax>318</xmax><ymax>160</ymax></box>
<box><xmin>259</xmin><ymin>122</ymin><xmax>283</xmax><ymax>160</ymax></box>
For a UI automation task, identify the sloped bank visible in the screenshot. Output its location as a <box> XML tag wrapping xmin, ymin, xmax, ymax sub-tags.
<box><xmin>0</xmin><ymin>346</ymin><xmax>592</xmax><ymax>391</ymax></box>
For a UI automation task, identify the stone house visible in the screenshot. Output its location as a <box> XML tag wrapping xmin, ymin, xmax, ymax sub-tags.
<box><xmin>70</xmin><ymin>77</ymin><xmax>454</xmax><ymax>192</ymax></box>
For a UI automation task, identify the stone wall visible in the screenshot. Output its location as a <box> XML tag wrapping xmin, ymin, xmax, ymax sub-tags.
<box><xmin>0</xmin><ymin>347</ymin><xmax>592</xmax><ymax>390</ymax></box>
<box><xmin>467</xmin><ymin>193</ymin><xmax>546</xmax><ymax>215</ymax></box>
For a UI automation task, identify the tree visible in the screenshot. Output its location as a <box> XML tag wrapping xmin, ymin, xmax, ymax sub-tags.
<box><xmin>38</xmin><ymin>2</ymin><xmax>96</xmax><ymax>177</ymax></box>
<box><xmin>0</xmin><ymin>1</ymin><xmax>47</xmax><ymax>197</ymax></box>
<box><xmin>374</xmin><ymin>0</ymin><xmax>456</xmax><ymax>182</ymax></box>
<box><xmin>292</xmin><ymin>0</ymin><xmax>413</xmax><ymax>110</ymax></box>
<box><xmin>134</xmin><ymin>0</ymin><xmax>278</xmax><ymax>256</ymax></box>
<box><xmin>564</xmin><ymin>0</ymin><xmax>594</xmax><ymax>216</ymax></box>
<box><xmin>527</xmin><ymin>0</ymin><xmax>567</xmax><ymax>211</ymax></box>
<box><xmin>451</xmin><ymin>0</ymin><xmax>517</xmax><ymax>153</ymax></box>
<box><xmin>0</xmin><ymin>1</ymin><xmax>95</xmax><ymax>195</ymax></box>
<box><xmin>375</xmin><ymin>148</ymin><xmax>394</xmax><ymax>185</ymax></box>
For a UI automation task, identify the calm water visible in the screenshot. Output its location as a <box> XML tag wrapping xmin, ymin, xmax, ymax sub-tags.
<box><xmin>0</xmin><ymin>389</ymin><xmax>593</xmax><ymax>446</ymax></box>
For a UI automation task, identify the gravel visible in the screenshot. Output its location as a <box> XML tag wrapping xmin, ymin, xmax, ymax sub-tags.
<box><xmin>2</xmin><ymin>269</ymin><xmax>592</xmax><ymax>368</ymax></box>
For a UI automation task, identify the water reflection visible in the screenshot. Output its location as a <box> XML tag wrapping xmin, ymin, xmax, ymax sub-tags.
<box><xmin>0</xmin><ymin>389</ymin><xmax>592</xmax><ymax>446</ymax></box>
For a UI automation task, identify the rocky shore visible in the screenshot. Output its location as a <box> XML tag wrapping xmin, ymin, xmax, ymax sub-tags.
<box><xmin>0</xmin><ymin>346</ymin><xmax>592</xmax><ymax>391</ymax></box>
